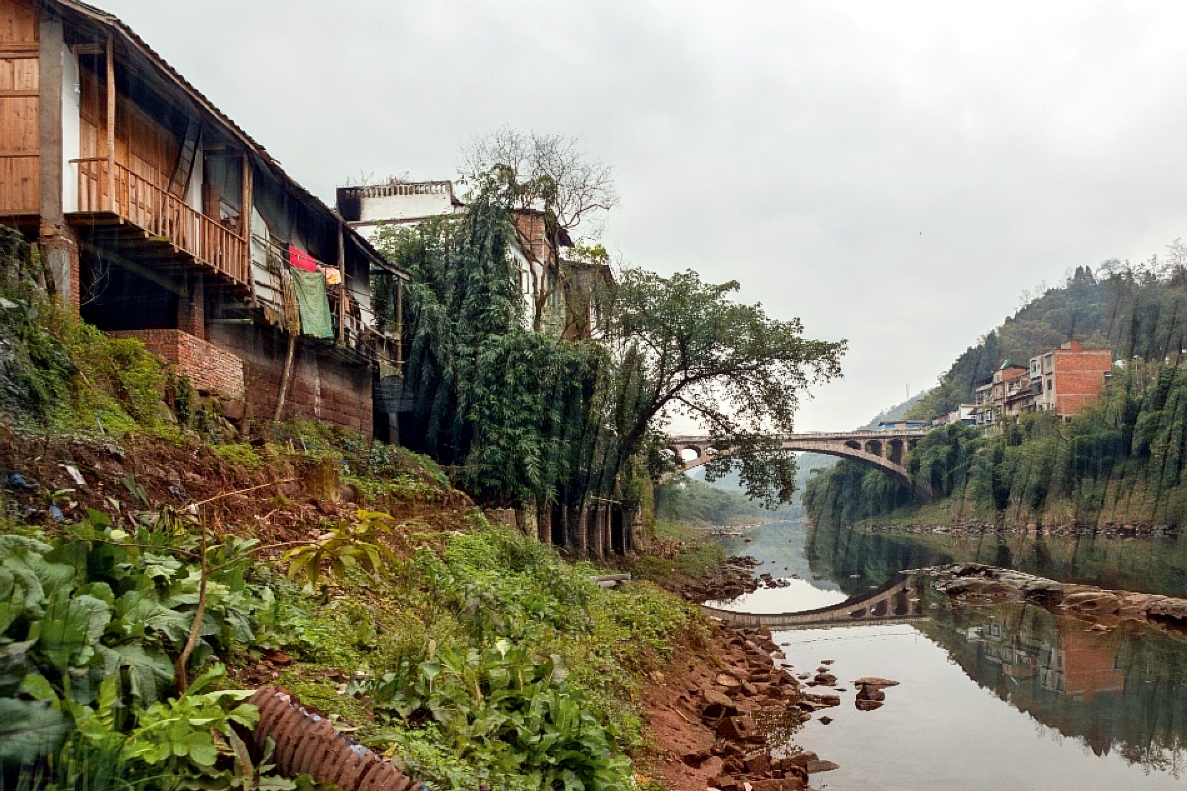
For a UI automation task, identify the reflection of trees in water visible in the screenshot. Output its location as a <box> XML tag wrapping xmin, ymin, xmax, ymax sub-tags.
<box><xmin>918</xmin><ymin>593</ymin><xmax>1187</xmax><ymax>776</ymax></box>
<box><xmin>804</xmin><ymin>523</ymin><xmax>1187</xmax><ymax>599</ymax></box>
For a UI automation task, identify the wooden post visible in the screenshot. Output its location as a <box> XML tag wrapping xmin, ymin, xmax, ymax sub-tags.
<box><xmin>105</xmin><ymin>34</ymin><xmax>115</xmax><ymax>213</ymax></box>
<box><xmin>337</xmin><ymin>223</ymin><xmax>346</xmax><ymax>345</ymax></box>
<box><xmin>241</xmin><ymin>152</ymin><xmax>253</xmax><ymax>289</ymax></box>
<box><xmin>395</xmin><ymin>278</ymin><xmax>404</xmax><ymax>370</ymax></box>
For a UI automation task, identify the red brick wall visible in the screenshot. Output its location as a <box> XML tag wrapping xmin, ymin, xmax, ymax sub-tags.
<box><xmin>208</xmin><ymin>323</ymin><xmax>372</xmax><ymax>437</ymax></box>
<box><xmin>1054</xmin><ymin>348</ymin><xmax>1112</xmax><ymax>416</ymax></box>
<box><xmin>109</xmin><ymin>329</ymin><xmax>244</xmax><ymax>398</ymax></box>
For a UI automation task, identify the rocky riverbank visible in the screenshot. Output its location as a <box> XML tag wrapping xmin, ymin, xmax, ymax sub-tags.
<box><xmin>913</xmin><ymin>562</ymin><xmax>1187</xmax><ymax>635</ymax></box>
<box><xmin>641</xmin><ymin>623</ymin><xmax>839</xmax><ymax>791</ymax></box>
<box><xmin>848</xmin><ymin>522</ymin><xmax>1183</xmax><ymax>537</ymax></box>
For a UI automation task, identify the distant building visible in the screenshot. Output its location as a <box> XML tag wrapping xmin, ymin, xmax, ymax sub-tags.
<box><xmin>973</xmin><ymin>341</ymin><xmax>1113</xmax><ymax>428</ymax></box>
<box><xmin>878</xmin><ymin>419</ymin><xmax>930</xmax><ymax>431</ymax></box>
<box><xmin>937</xmin><ymin>404</ymin><xmax>976</xmax><ymax>427</ymax></box>
<box><xmin>973</xmin><ymin>363</ymin><xmax>1029</xmax><ymax>427</ymax></box>
<box><xmin>337</xmin><ymin>179</ymin><xmax>609</xmax><ymax>340</ymax></box>
<box><xmin>1029</xmin><ymin>340</ymin><xmax>1113</xmax><ymax>418</ymax></box>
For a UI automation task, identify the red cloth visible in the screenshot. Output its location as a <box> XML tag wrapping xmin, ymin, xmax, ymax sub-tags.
<box><xmin>288</xmin><ymin>245</ymin><xmax>319</xmax><ymax>272</ymax></box>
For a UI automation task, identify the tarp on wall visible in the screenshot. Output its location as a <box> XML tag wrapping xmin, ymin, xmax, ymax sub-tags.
<box><xmin>289</xmin><ymin>267</ymin><xmax>334</xmax><ymax>339</ymax></box>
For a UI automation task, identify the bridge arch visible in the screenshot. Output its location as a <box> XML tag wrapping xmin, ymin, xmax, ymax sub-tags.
<box><xmin>700</xmin><ymin>575</ymin><xmax>925</xmax><ymax>629</ymax></box>
<box><xmin>665</xmin><ymin>430</ymin><xmax>933</xmax><ymax>500</ymax></box>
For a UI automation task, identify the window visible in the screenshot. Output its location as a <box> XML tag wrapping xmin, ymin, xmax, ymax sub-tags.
<box><xmin>1046</xmin><ymin>378</ymin><xmax>1052</xmax><ymax>391</ymax></box>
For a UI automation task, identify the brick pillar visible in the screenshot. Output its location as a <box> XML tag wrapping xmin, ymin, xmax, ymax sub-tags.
<box><xmin>179</xmin><ymin>273</ymin><xmax>205</xmax><ymax>339</ymax></box>
<box><xmin>39</xmin><ymin>223</ymin><xmax>80</xmax><ymax>311</ymax></box>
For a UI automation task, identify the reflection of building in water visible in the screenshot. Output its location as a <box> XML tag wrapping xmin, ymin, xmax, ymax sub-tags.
<box><xmin>967</xmin><ymin>619</ymin><xmax>1123</xmax><ymax>702</ymax></box>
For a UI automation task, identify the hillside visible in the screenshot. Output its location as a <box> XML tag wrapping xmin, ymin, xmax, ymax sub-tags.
<box><xmin>809</xmin><ymin>246</ymin><xmax>1187</xmax><ymax>528</ymax></box>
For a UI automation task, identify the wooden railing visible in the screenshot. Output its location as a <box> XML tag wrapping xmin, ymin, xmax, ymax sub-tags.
<box><xmin>73</xmin><ymin>158</ymin><xmax>249</xmax><ymax>284</ymax></box>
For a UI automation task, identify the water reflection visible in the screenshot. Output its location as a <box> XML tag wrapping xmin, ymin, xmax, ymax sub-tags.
<box><xmin>919</xmin><ymin>589</ymin><xmax>1187</xmax><ymax>775</ymax></box>
<box><xmin>802</xmin><ymin>522</ymin><xmax>1187</xmax><ymax>598</ymax></box>
<box><xmin>713</xmin><ymin>521</ymin><xmax>1187</xmax><ymax>788</ymax></box>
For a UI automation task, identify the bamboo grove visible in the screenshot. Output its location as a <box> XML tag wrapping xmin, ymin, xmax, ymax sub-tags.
<box><xmin>370</xmin><ymin>168</ymin><xmax>846</xmax><ymax>552</ymax></box>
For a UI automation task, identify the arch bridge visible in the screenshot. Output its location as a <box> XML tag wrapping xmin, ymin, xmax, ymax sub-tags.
<box><xmin>699</xmin><ymin>576</ymin><xmax>925</xmax><ymax>630</ymax></box>
<box><xmin>666</xmin><ymin>429</ymin><xmax>933</xmax><ymax>499</ymax></box>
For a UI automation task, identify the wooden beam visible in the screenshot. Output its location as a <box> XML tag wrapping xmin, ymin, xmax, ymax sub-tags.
<box><xmin>105</xmin><ymin>34</ymin><xmax>115</xmax><ymax>214</ymax></box>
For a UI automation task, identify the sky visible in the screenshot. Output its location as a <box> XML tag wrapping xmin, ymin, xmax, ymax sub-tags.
<box><xmin>98</xmin><ymin>0</ymin><xmax>1187</xmax><ymax>431</ymax></box>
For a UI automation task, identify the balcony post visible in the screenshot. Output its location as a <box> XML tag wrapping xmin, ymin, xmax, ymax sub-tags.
<box><xmin>105</xmin><ymin>34</ymin><xmax>115</xmax><ymax>213</ymax></box>
<box><xmin>241</xmin><ymin>151</ymin><xmax>252</xmax><ymax>286</ymax></box>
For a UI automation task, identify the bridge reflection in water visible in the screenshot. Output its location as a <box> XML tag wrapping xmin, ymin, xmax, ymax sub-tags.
<box><xmin>700</xmin><ymin>575</ymin><xmax>926</xmax><ymax>630</ymax></box>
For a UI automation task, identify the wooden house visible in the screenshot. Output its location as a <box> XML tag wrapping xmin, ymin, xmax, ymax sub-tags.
<box><xmin>0</xmin><ymin>0</ymin><xmax>407</xmax><ymax>439</ymax></box>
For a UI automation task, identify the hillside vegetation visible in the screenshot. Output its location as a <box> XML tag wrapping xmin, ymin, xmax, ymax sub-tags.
<box><xmin>808</xmin><ymin>246</ymin><xmax>1187</xmax><ymax>527</ymax></box>
<box><xmin>0</xmin><ymin>228</ymin><xmax>706</xmax><ymax>791</ymax></box>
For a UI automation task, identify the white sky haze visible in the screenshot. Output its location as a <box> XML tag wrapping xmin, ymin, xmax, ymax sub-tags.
<box><xmin>97</xmin><ymin>0</ymin><xmax>1187</xmax><ymax>429</ymax></box>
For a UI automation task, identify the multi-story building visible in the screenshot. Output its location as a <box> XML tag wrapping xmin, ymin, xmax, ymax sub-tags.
<box><xmin>0</xmin><ymin>0</ymin><xmax>409</xmax><ymax>439</ymax></box>
<box><xmin>337</xmin><ymin>180</ymin><xmax>610</xmax><ymax>340</ymax></box>
<box><xmin>973</xmin><ymin>341</ymin><xmax>1114</xmax><ymax>428</ymax></box>
<box><xmin>973</xmin><ymin>363</ymin><xmax>1029</xmax><ymax>427</ymax></box>
<box><xmin>1029</xmin><ymin>340</ymin><xmax>1113</xmax><ymax>418</ymax></box>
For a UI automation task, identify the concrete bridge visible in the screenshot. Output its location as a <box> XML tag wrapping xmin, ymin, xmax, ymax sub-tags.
<box><xmin>699</xmin><ymin>576</ymin><xmax>925</xmax><ymax>630</ymax></box>
<box><xmin>667</xmin><ymin>429</ymin><xmax>933</xmax><ymax>498</ymax></box>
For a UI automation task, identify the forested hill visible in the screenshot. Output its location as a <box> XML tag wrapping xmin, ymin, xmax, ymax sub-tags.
<box><xmin>906</xmin><ymin>248</ymin><xmax>1187</xmax><ymax>419</ymax></box>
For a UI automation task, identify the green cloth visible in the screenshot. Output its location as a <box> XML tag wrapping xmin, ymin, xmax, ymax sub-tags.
<box><xmin>290</xmin><ymin>267</ymin><xmax>334</xmax><ymax>339</ymax></box>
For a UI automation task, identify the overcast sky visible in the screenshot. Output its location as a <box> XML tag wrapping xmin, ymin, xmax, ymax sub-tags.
<box><xmin>101</xmin><ymin>0</ymin><xmax>1187</xmax><ymax>431</ymax></box>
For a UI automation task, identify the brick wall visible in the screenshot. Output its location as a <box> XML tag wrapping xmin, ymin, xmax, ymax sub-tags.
<box><xmin>1053</xmin><ymin>347</ymin><xmax>1112</xmax><ymax>417</ymax></box>
<box><xmin>109</xmin><ymin>328</ymin><xmax>244</xmax><ymax>398</ymax></box>
<box><xmin>208</xmin><ymin>323</ymin><xmax>372</xmax><ymax>437</ymax></box>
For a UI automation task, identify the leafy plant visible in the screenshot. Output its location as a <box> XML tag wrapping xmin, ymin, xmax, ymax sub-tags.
<box><xmin>283</xmin><ymin>510</ymin><xmax>398</xmax><ymax>589</ymax></box>
<box><xmin>357</xmin><ymin>639</ymin><xmax>629</xmax><ymax>791</ymax></box>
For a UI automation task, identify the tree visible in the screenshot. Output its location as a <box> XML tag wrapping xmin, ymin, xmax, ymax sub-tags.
<box><xmin>600</xmin><ymin>268</ymin><xmax>847</xmax><ymax>508</ymax></box>
<box><xmin>460</xmin><ymin>129</ymin><xmax>619</xmax><ymax>332</ymax></box>
<box><xmin>376</xmin><ymin>173</ymin><xmax>845</xmax><ymax>552</ymax></box>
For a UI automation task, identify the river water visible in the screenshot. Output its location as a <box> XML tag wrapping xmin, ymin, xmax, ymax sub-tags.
<box><xmin>709</xmin><ymin>522</ymin><xmax>1187</xmax><ymax>791</ymax></box>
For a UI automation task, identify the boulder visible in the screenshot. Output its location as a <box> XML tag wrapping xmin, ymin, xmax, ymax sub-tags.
<box><xmin>1061</xmin><ymin>591</ymin><xmax>1121</xmax><ymax>615</ymax></box>
<box><xmin>703</xmin><ymin>690</ymin><xmax>739</xmax><ymax>720</ymax></box>
<box><xmin>743</xmin><ymin>753</ymin><xmax>770</xmax><ymax>775</ymax></box>
<box><xmin>1146</xmin><ymin>597</ymin><xmax>1187</xmax><ymax>622</ymax></box>
<box><xmin>784</xmin><ymin>751</ymin><xmax>818</xmax><ymax>768</ymax></box>
<box><xmin>852</xmin><ymin>677</ymin><xmax>899</xmax><ymax>689</ymax></box>
<box><xmin>716</xmin><ymin>673</ymin><xmax>742</xmax><ymax>689</ymax></box>
<box><xmin>806</xmin><ymin>760</ymin><xmax>840</xmax><ymax>774</ymax></box>
<box><xmin>855</xmin><ymin>699</ymin><xmax>884</xmax><ymax>711</ymax></box>
<box><xmin>856</xmin><ymin>685</ymin><xmax>885</xmax><ymax>702</ymax></box>
<box><xmin>716</xmin><ymin>715</ymin><xmax>757</xmax><ymax>742</ymax></box>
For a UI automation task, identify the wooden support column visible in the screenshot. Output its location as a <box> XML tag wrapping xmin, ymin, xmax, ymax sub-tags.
<box><xmin>104</xmin><ymin>34</ymin><xmax>115</xmax><ymax>212</ymax></box>
<box><xmin>337</xmin><ymin>224</ymin><xmax>346</xmax><ymax>344</ymax></box>
<box><xmin>395</xmin><ymin>279</ymin><xmax>404</xmax><ymax>370</ymax></box>
<box><xmin>241</xmin><ymin>152</ymin><xmax>253</xmax><ymax>291</ymax></box>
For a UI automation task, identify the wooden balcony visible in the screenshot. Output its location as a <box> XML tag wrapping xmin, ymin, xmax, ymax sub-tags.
<box><xmin>69</xmin><ymin>158</ymin><xmax>249</xmax><ymax>286</ymax></box>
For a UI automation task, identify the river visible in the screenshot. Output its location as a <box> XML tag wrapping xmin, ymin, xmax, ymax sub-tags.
<box><xmin>708</xmin><ymin>521</ymin><xmax>1187</xmax><ymax>791</ymax></box>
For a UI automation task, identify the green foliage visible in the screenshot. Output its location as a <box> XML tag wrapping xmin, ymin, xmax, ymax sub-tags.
<box><xmin>358</xmin><ymin>640</ymin><xmax>628</xmax><ymax>791</ymax></box>
<box><xmin>655</xmin><ymin>475</ymin><xmax>783</xmax><ymax>526</ymax></box>
<box><xmin>283</xmin><ymin>510</ymin><xmax>398</xmax><ymax>589</ymax></box>
<box><xmin>0</xmin><ymin>226</ymin><xmax>166</xmax><ymax>434</ymax></box>
<box><xmin>212</xmin><ymin>443</ymin><xmax>263</xmax><ymax>472</ymax></box>
<box><xmin>808</xmin><ymin>361</ymin><xmax>1187</xmax><ymax>526</ymax></box>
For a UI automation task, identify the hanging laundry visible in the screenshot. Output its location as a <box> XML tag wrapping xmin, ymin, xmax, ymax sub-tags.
<box><xmin>289</xmin><ymin>268</ymin><xmax>334</xmax><ymax>339</ymax></box>
<box><xmin>288</xmin><ymin>245</ymin><xmax>319</xmax><ymax>272</ymax></box>
<box><xmin>323</xmin><ymin>266</ymin><xmax>342</xmax><ymax>285</ymax></box>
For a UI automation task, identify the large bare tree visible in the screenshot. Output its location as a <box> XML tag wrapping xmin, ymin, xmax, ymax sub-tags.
<box><xmin>460</xmin><ymin>129</ymin><xmax>619</xmax><ymax>332</ymax></box>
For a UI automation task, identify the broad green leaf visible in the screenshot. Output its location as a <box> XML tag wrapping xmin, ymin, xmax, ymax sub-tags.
<box><xmin>39</xmin><ymin>592</ymin><xmax>112</xmax><ymax>674</ymax></box>
<box><xmin>112</xmin><ymin>643</ymin><xmax>175</xmax><ymax>704</ymax></box>
<box><xmin>0</xmin><ymin>698</ymin><xmax>71</xmax><ymax>762</ymax></box>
